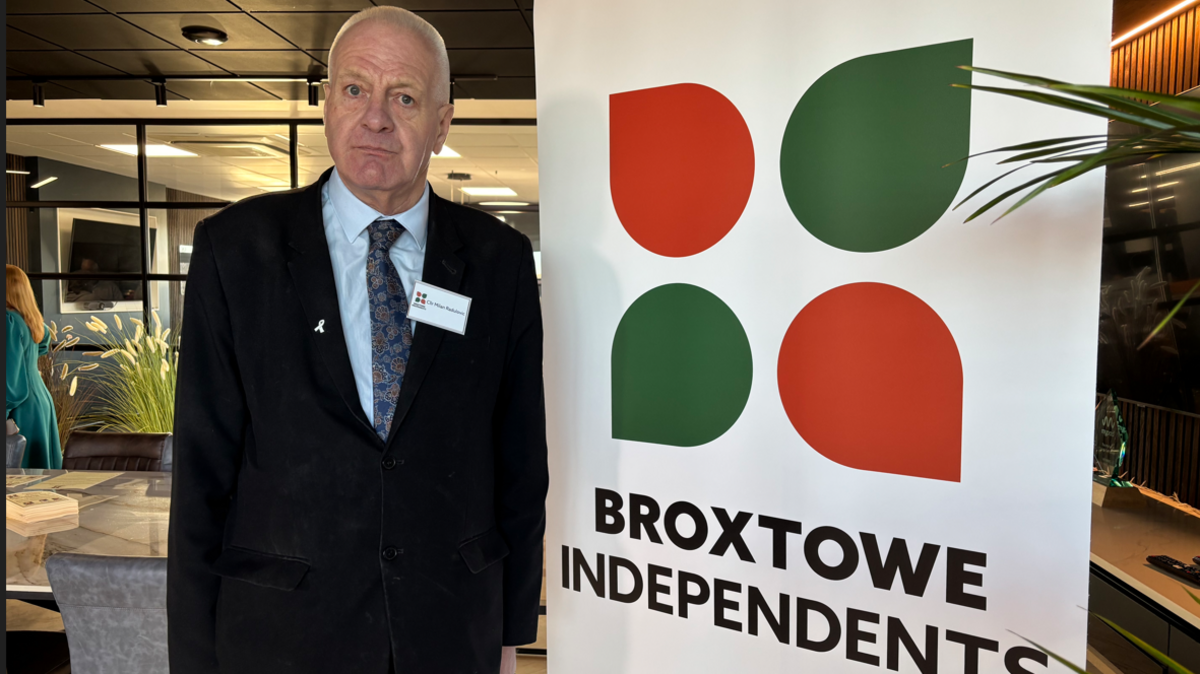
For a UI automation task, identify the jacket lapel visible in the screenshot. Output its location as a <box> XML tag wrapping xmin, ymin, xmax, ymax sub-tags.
<box><xmin>285</xmin><ymin>168</ymin><xmax>381</xmax><ymax>446</ymax></box>
<box><xmin>386</xmin><ymin>194</ymin><xmax>465</xmax><ymax>447</ymax></box>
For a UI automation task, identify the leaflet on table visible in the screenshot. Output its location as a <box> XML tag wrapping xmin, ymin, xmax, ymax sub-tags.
<box><xmin>33</xmin><ymin>472</ymin><xmax>125</xmax><ymax>491</ymax></box>
<box><xmin>5</xmin><ymin>475</ymin><xmax>50</xmax><ymax>488</ymax></box>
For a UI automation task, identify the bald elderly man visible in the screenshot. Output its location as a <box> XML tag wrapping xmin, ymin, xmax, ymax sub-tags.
<box><xmin>167</xmin><ymin>8</ymin><xmax>547</xmax><ymax>674</ymax></box>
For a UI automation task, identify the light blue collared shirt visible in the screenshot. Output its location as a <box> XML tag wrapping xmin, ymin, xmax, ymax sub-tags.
<box><xmin>321</xmin><ymin>168</ymin><xmax>430</xmax><ymax>423</ymax></box>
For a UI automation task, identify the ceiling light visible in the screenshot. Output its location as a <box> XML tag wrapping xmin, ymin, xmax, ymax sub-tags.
<box><xmin>32</xmin><ymin>83</ymin><xmax>45</xmax><ymax>108</ymax></box>
<box><xmin>1157</xmin><ymin>181</ymin><xmax>1179</xmax><ymax>188</ymax></box>
<box><xmin>1111</xmin><ymin>0</ymin><xmax>1198</xmax><ymax>47</ymax></box>
<box><xmin>6</xmin><ymin>169</ymin><xmax>30</xmax><ymax>175</ymax></box>
<box><xmin>182</xmin><ymin>25</ymin><xmax>228</xmax><ymax>46</ymax></box>
<box><xmin>1128</xmin><ymin>201</ymin><xmax>1150</xmax><ymax>207</ymax></box>
<box><xmin>1156</xmin><ymin>161</ymin><xmax>1200</xmax><ymax>176</ymax></box>
<box><xmin>1131</xmin><ymin>187</ymin><xmax>1148</xmax><ymax>193</ymax></box>
<box><xmin>99</xmin><ymin>144</ymin><xmax>200</xmax><ymax>158</ymax></box>
<box><xmin>495</xmin><ymin>210</ymin><xmax>524</xmax><ymax>214</ymax></box>
<box><xmin>308</xmin><ymin>81</ymin><xmax>320</xmax><ymax>107</ymax></box>
<box><xmin>433</xmin><ymin>146</ymin><xmax>460</xmax><ymax>158</ymax></box>
<box><xmin>479</xmin><ymin>201</ymin><xmax>529</xmax><ymax>207</ymax></box>
<box><xmin>30</xmin><ymin>177</ymin><xmax>58</xmax><ymax>189</ymax></box>
<box><xmin>462</xmin><ymin>188</ymin><xmax>519</xmax><ymax>197</ymax></box>
<box><xmin>1158</xmin><ymin>195</ymin><xmax>1175</xmax><ymax>202</ymax></box>
<box><xmin>154</xmin><ymin>82</ymin><xmax>168</xmax><ymax>107</ymax></box>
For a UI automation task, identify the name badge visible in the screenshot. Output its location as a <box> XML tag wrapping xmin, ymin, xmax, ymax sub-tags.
<box><xmin>408</xmin><ymin>281</ymin><xmax>472</xmax><ymax>335</ymax></box>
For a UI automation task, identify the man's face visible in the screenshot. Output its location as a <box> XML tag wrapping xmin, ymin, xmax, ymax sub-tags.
<box><xmin>323</xmin><ymin>21</ymin><xmax>453</xmax><ymax>208</ymax></box>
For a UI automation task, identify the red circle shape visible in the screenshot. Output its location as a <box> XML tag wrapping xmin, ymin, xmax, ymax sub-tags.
<box><xmin>610</xmin><ymin>83</ymin><xmax>755</xmax><ymax>257</ymax></box>
<box><xmin>777</xmin><ymin>283</ymin><xmax>963</xmax><ymax>482</ymax></box>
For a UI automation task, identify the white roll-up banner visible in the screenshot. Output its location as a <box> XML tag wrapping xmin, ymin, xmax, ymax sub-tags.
<box><xmin>537</xmin><ymin>1</ymin><xmax>1110</xmax><ymax>671</ymax></box>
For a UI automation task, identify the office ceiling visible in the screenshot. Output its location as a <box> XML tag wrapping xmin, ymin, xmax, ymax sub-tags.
<box><xmin>5</xmin><ymin>0</ymin><xmax>536</xmax><ymax>102</ymax></box>
<box><xmin>1113</xmin><ymin>0</ymin><xmax>1189</xmax><ymax>38</ymax></box>
<box><xmin>6</xmin><ymin>123</ymin><xmax>539</xmax><ymax>203</ymax></box>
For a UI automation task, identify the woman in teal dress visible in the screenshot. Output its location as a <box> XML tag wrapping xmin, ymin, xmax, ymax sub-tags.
<box><xmin>6</xmin><ymin>265</ymin><xmax>61</xmax><ymax>469</ymax></box>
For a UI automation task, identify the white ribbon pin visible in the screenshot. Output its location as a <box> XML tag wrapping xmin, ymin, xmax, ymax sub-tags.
<box><xmin>314</xmin><ymin>319</ymin><xmax>325</xmax><ymax>334</ymax></box>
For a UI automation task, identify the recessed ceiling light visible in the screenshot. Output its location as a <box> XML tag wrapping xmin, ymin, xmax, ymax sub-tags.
<box><xmin>433</xmin><ymin>146</ymin><xmax>460</xmax><ymax>158</ymax></box>
<box><xmin>182</xmin><ymin>25</ymin><xmax>228</xmax><ymax>46</ymax></box>
<box><xmin>495</xmin><ymin>210</ymin><xmax>524</xmax><ymax>214</ymax></box>
<box><xmin>30</xmin><ymin>176</ymin><xmax>58</xmax><ymax>189</ymax></box>
<box><xmin>462</xmin><ymin>188</ymin><xmax>519</xmax><ymax>197</ymax></box>
<box><xmin>479</xmin><ymin>201</ymin><xmax>529</xmax><ymax>207</ymax></box>
<box><xmin>6</xmin><ymin>169</ymin><xmax>30</xmax><ymax>175</ymax></box>
<box><xmin>99</xmin><ymin>144</ymin><xmax>199</xmax><ymax>158</ymax></box>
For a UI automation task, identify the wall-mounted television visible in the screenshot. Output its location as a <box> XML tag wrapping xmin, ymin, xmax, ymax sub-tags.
<box><xmin>64</xmin><ymin>218</ymin><xmax>157</xmax><ymax>302</ymax></box>
<box><xmin>56</xmin><ymin>208</ymin><xmax>163</xmax><ymax>314</ymax></box>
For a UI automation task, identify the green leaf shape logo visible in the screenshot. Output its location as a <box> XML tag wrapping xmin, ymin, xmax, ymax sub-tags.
<box><xmin>780</xmin><ymin>39</ymin><xmax>973</xmax><ymax>253</ymax></box>
<box><xmin>612</xmin><ymin>284</ymin><xmax>752</xmax><ymax>447</ymax></box>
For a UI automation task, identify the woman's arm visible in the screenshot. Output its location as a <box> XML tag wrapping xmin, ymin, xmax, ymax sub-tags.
<box><xmin>7</xmin><ymin>313</ymin><xmax>32</xmax><ymax>415</ymax></box>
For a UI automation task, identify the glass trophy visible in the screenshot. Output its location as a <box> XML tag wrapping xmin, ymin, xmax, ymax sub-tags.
<box><xmin>1094</xmin><ymin>391</ymin><xmax>1132</xmax><ymax>487</ymax></box>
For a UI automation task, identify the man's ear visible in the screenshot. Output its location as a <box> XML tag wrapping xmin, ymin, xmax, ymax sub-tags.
<box><xmin>433</xmin><ymin>103</ymin><xmax>456</xmax><ymax>152</ymax></box>
<box><xmin>321</xmin><ymin>82</ymin><xmax>331</xmax><ymax>124</ymax></box>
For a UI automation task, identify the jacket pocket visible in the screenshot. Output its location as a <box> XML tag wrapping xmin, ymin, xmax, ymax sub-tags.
<box><xmin>212</xmin><ymin>545</ymin><xmax>310</xmax><ymax>591</ymax></box>
<box><xmin>457</xmin><ymin>528</ymin><xmax>510</xmax><ymax>574</ymax></box>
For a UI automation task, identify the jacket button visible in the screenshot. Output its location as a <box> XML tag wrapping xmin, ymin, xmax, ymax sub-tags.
<box><xmin>382</xmin><ymin>457</ymin><xmax>397</xmax><ymax>470</ymax></box>
<box><xmin>382</xmin><ymin>547</ymin><xmax>399</xmax><ymax>560</ymax></box>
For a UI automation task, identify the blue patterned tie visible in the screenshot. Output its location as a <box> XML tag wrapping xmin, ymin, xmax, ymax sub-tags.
<box><xmin>367</xmin><ymin>219</ymin><xmax>414</xmax><ymax>440</ymax></box>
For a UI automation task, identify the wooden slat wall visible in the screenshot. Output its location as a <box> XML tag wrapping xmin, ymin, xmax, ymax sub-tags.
<box><xmin>6</xmin><ymin>153</ymin><xmax>28</xmax><ymax>270</ymax></box>
<box><xmin>1111</xmin><ymin>5</ymin><xmax>1200</xmax><ymax>95</ymax></box>
<box><xmin>1112</xmin><ymin>396</ymin><xmax>1200</xmax><ymax>507</ymax></box>
<box><xmin>166</xmin><ymin>188</ymin><xmax>223</xmax><ymax>333</ymax></box>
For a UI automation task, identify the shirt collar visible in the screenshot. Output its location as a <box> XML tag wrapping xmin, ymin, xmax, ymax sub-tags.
<box><xmin>328</xmin><ymin>168</ymin><xmax>429</xmax><ymax>250</ymax></box>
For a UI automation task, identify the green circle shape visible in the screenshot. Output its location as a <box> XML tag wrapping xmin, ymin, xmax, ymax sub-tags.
<box><xmin>611</xmin><ymin>283</ymin><xmax>752</xmax><ymax>447</ymax></box>
<box><xmin>780</xmin><ymin>39</ymin><xmax>973</xmax><ymax>253</ymax></box>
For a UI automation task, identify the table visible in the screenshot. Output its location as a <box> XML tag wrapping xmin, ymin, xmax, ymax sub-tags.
<box><xmin>1090</xmin><ymin>490</ymin><xmax>1200</xmax><ymax>630</ymax></box>
<box><xmin>6</xmin><ymin>469</ymin><xmax>170</xmax><ymax>600</ymax></box>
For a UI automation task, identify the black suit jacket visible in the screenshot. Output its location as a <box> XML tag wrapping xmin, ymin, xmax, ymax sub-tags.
<box><xmin>167</xmin><ymin>168</ymin><xmax>548</xmax><ymax>674</ymax></box>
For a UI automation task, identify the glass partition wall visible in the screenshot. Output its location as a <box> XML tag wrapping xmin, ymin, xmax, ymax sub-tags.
<box><xmin>5</xmin><ymin>118</ymin><xmax>540</xmax><ymax>343</ymax></box>
<box><xmin>5</xmin><ymin>119</ymin><xmax>320</xmax><ymax>344</ymax></box>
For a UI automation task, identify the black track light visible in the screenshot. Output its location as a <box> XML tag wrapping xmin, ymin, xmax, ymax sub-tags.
<box><xmin>154</xmin><ymin>81</ymin><xmax>167</xmax><ymax>107</ymax></box>
<box><xmin>32</xmin><ymin>83</ymin><xmax>45</xmax><ymax>108</ymax></box>
<box><xmin>308</xmin><ymin>80</ymin><xmax>320</xmax><ymax>107</ymax></box>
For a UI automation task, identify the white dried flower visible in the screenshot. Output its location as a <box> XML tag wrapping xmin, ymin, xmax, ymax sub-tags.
<box><xmin>69</xmin><ymin>377</ymin><xmax>78</xmax><ymax>397</ymax></box>
<box><xmin>113</xmin><ymin>315</ymin><xmax>122</xmax><ymax>331</ymax></box>
<box><xmin>100</xmin><ymin>349</ymin><xmax>120</xmax><ymax>359</ymax></box>
<box><xmin>60</xmin><ymin>325</ymin><xmax>74</xmax><ymax>333</ymax></box>
<box><xmin>77</xmin><ymin>363</ymin><xmax>99</xmax><ymax>372</ymax></box>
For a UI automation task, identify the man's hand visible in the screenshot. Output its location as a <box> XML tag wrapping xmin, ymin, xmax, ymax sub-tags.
<box><xmin>499</xmin><ymin>646</ymin><xmax>518</xmax><ymax>674</ymax></box>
